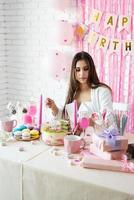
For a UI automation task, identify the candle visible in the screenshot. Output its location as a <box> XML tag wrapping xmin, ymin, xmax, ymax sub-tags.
<box><xmin>73</xmin><ymin>100</ymin><xmax>77</xmax><ymax>130</ymax></box>
<box><xmin>39</xmin><ymin>94</ymin><xmax>43</xmax><ymax>129</ymax></box>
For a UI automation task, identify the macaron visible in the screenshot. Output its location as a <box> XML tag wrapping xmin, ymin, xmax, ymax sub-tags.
<box><xmin>14</xmin><ymin>131</ymin><xmax>22</xmax><ymax>139</ymax></box>
<box><xmin>13</xmin><ymin>125</ymin><xmax>27</xmax><ymax>132</ymax></box>
<box><xmin>22</xmin><ymin>132</ymin><xmax>31</xmax><ymax>140</ymax></box>
<box><xmin>30</xmin><ymin>130</ymin><xmax>39</xmax><ymax>138</ymax></box>
<box><xmin>22</xmin><ymin>128</ymin><xmax>30</xmax><ymax>133</ymax></box>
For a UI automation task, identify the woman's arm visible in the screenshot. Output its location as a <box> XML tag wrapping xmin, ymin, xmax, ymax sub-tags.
<box><xmin>98</xmin><ymin>87</ymin><xmax>113</xmax><ymax>113</ymax></box>
<box><xmin>45</xmin><ymin>98</ymin><xmax>58</xmax><ymax>116</ymax></box>
<box><xmin>45</xmin><ymin>98</ymin><xmax>63</xmax><ymax>119</ymax></box>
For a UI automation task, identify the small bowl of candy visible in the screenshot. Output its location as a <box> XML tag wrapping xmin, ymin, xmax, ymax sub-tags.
<box><xmin>13</xmin><ymin>125</ymin><xmax>40</xmax><ymax>141</ymax></box>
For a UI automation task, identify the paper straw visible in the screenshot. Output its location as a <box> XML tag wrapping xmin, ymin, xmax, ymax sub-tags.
<box><xmin>114</xmin><ymin>112</ymin><xmax>120</xmax><ymax>133</ymax></box>
<box><xmin>121</xmin><ymin>114</ymin><xmax>128</xmax><ymax>135</ymax></box>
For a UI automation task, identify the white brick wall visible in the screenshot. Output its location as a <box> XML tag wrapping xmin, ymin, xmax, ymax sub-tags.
<box><xmin>0</xmin><ymin>0</ymin><xmax>77</xmax><ymax>120</ymax></box>
<box><xmin>0</xmin><ymin>3</ymin><xmax>8</xmax><ymax>118</ymax></box>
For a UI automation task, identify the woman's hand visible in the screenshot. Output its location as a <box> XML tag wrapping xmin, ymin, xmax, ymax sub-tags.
<box><xmin>45</xmin><ymin>98</ymin><xmax>58</xmax><ymax>116</ymax></box>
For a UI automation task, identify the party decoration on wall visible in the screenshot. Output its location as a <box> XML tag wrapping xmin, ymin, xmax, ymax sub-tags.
<box><xmin>88</xmin><ymin>30</ymin><xmax>98</xmax><ymax>48</ymax></box>
<box><xmin>74</xmin><ymin>24</ymin><xmax>86</xmax><ymax>41</ymax></box>
<box><xmin>46</xmin><ymin>20</ymin><xmax>74</xmax><ymax>45</ymax></box>
<box><xmin>89</xmin><ymin>9</ymin><xmax>131</xmax><ymax>33</ymax></box>
<box><xmin>46</xmin><ymin>50</ymin><xmax>73</xmax><ymax>81</ymax></box>
<box><xmin>88</xmin><ymin>30</ymin><xmax>134</xmax><ymax>55</ymax></box>
<box><xmin>118</xmin><ymin>15</ymin><xmax>130</xmax><ymax>32</ymax></box>
<box><xmin>103</xmin><ymin>13</ymin><xmax>118</xmax><ymax>32</ymax></box>
<box><xmin>109</xmin><ymin>39</ymin><xmax>121</xmax><ymax>55</ymax></box>
<box><xmin>74</xmin><ymin>7</ymin><xmax>134</xmax><ymax>55</ymax></box>
<box><xmin>122</xmin><ymin>41</ymin><xmax>133</xmax><ymax>56</ymax></box>
<box><xmin>76</xmin><ymin>0</ymin><xmax>134</xmax><ymax>133</ymax></box>
<box><xmin>89</xmin><ymin>9</ymin><xmax>103</xmax><ymax>27</ymax></box>
<box><xmin>46</xmin><ymin>0</ymin><xmax>134</xmax><ymax>133</ymax></box>
<box><xmin>95</xmin><ymin>35</ymin><xmax>109</xmax><ymax>51</ymax></box>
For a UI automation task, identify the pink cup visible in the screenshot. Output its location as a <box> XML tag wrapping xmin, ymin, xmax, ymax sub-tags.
<box><xmin>64</xmin><ymin>135</ymin><xmax>85</xmax><ymax>153</ymax></box>
<box><xmin>0</xmin><ymin>119</ymin><xmax>17</xmax><ymax>132</ymax></box>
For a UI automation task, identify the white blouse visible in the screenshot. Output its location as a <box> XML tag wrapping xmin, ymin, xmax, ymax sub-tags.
<box><xmin>55</xmin><ymin>86</ymin><xmax>113</xmax><ymax>123</ymax></box>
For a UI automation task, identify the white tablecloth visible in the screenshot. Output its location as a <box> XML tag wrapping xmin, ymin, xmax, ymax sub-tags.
<box><xmin>1</xmin><ymin>134</ymin><xmax>134</xmax><ymax>200</ymax></box>
<box><xmin>23</xmin><ymin>147</ymin><xmax>134</xmax><ymax>200</ymax></box>
<box><xmin>0</xmin><ymin>139</ymin><xmax>50</xmax><ymax>200</ymax></box>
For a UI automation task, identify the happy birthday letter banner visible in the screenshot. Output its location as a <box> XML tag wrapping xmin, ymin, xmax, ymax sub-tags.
<box><xmin>86</xmin><ymin>9</ymin><xmax>134</xmax><ymax>55</ymax></box>
<box><xmin>88</xmin><ymin>30</ymin><xmax>134</xmax><ymax>56</ymax></box>
<box><xmin>89</xmin><ymin>9</ymin><xmax>131</xmax><ymax>32</ymax></box>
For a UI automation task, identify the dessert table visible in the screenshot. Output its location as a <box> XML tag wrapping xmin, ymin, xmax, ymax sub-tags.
<box><xmin>22</xmin><ymin>147</ymin><xmax>134</xmax><ymax>200</ymax></box>
<box><xmin>0</xmin><ymin>139</ymin><xmax>50</xmax><ymax>200</ymax></box>
<box><xmin>0</xmin><ymin>133</ymin><xmax>134</xmax><ymax>200</ymax></box>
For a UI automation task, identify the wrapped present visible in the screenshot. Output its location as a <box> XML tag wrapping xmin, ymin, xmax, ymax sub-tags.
<box><xmin>90</xmin><ymin>144</ymin><xmax>125</xmax><ymax>160</ymax></box>
<box><xmin>81</xmin><ymin>155</ymin><xmax>134</xmax><ymax>173</ymax></box>
<box><xmin>92</xmin><ymin>127</ymin><xmax>128</xmax><ymax>152</ymax></box>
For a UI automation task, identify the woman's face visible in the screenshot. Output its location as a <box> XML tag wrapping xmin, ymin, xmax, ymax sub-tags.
<box><xmin>75</xmin><ymin>60</ymin><xmax>89</xmax><ymax>85</ymax></box>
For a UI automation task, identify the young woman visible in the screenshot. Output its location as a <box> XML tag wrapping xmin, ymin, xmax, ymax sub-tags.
<box><xmin>45</xmin><ymin>51</ymin><xmax>113</xmax><ymax>132</ymax></box>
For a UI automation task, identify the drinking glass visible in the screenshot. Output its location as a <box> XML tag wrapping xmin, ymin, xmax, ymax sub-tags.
<box><xmin>28</xmin><ymin>104</ymin><xmax>37</xmax><ymax>116</ymax></box>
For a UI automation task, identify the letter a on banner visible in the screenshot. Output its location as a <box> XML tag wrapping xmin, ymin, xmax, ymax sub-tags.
<box><xmin>104</xmin><ymin>13</ymin><xmax>118</xmax><ymax>32</ymax></box>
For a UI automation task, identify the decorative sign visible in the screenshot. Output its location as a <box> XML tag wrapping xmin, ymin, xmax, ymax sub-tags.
<box><xmin>89</xmin><ymin>9</ymin><xmax>103</xmax><ymax>28</ymax></box>
<box><xmin>88</xmin><ymin>30</ymin><xmax>134</xmax><ymax>55</ymax></box>
<box><xmin>104</xmin><ymin>13</ymin><xmax>118</xmax><ymax>32</ymax></box>
<box><xmin>89</xmin><ymin>9</ymin><xmax>131</xmax><ymax>32</ymax></box>
<box><xmin>74</xmin><ymin>8</ymin><xmax>134</xmax><ymax>55</ymax></box>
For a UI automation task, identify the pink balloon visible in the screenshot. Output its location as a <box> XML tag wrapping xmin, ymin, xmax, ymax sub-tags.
<box><xmin>79</xmin><ymin>117</ymin><xmax>89</xmax><ymax>129</ymax></box>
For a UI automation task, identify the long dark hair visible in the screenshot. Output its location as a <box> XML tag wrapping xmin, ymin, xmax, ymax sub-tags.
<box><xmin>62</xmin><ymin>51</ymin><xmax>111</xmax><ymax>118</ymax></box>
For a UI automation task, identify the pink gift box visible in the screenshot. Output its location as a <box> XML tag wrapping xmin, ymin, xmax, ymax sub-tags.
<box><xmin>92</xmin><ymin>134</ymin><xmax>128</xmax><ymax>152</ymax></box>
<box><xmin>90</xmin><ymin>144</ymin><xmax>125</xmax><ymax>160</ymax></box>
<box><xmin>81</xmin><ymin>156</ymin><xmax>134</xmax><ymax>173</ymax></box>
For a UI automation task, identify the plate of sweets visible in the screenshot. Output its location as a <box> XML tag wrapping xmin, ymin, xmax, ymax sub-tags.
<box><xmin>41</xmin><ymin>119</ymin><xmax>70</xmax><ymax>146</ymax></box>
<box><xmin>13</xmin><ymin>125</ymin><xmax>40</xmax><ymax>141</ymax></box>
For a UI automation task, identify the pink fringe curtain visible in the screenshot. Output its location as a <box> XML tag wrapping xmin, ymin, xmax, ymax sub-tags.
<box><xmin>76</xmin><ymin>0</ymin><xmax>134</xmax><ymax>133</ymax></box>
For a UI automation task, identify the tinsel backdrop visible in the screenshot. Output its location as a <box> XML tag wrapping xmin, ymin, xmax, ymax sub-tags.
<box><xmin>48</xmin><ymin>0</ymin><xmax>134</xmax><ymax>133</ymax></box>
<box><xmin>75</xmin><ymin>0</ymin><xmax>134</xmax><ymax>132</ymax></box>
